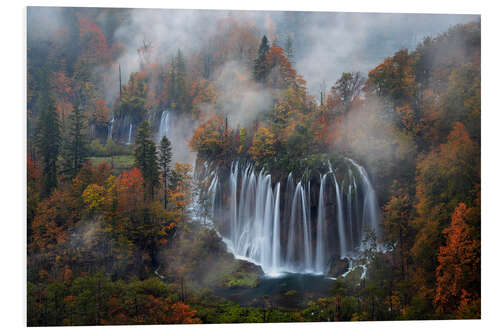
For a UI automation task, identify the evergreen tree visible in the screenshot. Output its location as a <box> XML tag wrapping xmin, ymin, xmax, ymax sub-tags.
<box><xmin>134</xmin><ymin>121</ymin><xmax>159</xmax><ymax>199</ymax></box>
<box><xmin>253</xmin><ymin>35</ymin><xmax>270</xmax><ymax>82</ymax></box>
<box><xmin>173</xmin><ymin>50</ymin><xmax>189</xmax><ymax>111</ymax></box>
<box><xmin>167</xmin><ymin>50</ymin><xmax>190</xmax><ymax>111</ymax></box>
<box><xmin>168</xmin><ymin>58</ymin><xmax>176</xmax><ymax>108</ymax></box>
<box><xmin>35</xmin><ymin>76</ymin><xmax>61</xmax><ymax>198</ymax></box>
<box><xmin>158</xmin><ymin>136</ymin><xmax>173</xmax><ymax>209</ymax></box>
<box><xmin>61</xmin><ymin>99</ymin><xmax>89</xmax><ymax>178</ymax></box>
<box><xmin>284</xmin><ymin>34</ymin><xmax>294</xmax><ymax>63</ymax></box>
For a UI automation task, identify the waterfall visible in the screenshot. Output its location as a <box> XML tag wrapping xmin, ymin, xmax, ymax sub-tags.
<box><xmin>271</xmin><ymin>182</ymin><xmax>281</xmax><ymax>273</ymax></box>
<box><xmin>196</xmin><ymin>159</ymin><xmax>380</xmax><ymax>276</ymax></box>
<box><xmin>157</xmin><ymin>110</ymin><xmax>170</xmax><ymax>142</ymax></box>
<box><xmin>286</xmin><ymin>182</ymin><xmax>301</xmax><ymax>267</ymax></box>
<box><xmin>300</xmin><ymin>182</ymin><xmax>313</xmax><ymax>272</ymax></box>
<box><xmin>207</xmin><ymin>173</ymin><xmax>218</xmax><ymax>223</ymax></box>
<box><xmin>347</xmin><ymin>158</ymin><xmax>381</xmax><ymax>241</ymax></box>
<box><xmin>315</xmin><ymin>173</ymin><xmax>327</xmax><ymax>273</ymax></box>
<box><xmin>347</xmin><ymin>175</ymin><xmax>354</xmax><ymax>252</ymax></box>
<box><xmin>230</xmin><ymin>162</ymin><xmax>239</xmax><ymax>245</ymax></box>
<box><xmin>127</xmin><ymin>123</ymin><xmax>133</xmax><ymax>145</ymax></box>
<box><xmin>333</xmin><ymin>173</ymin><xmax>346</xmax><ymax>258</ymax></box>
<box><xmin>107</xmin><ymin>117</ymin><xmax>114</xmax><ymax>140</ymax></box>
<box><xmin>225</xmin><ymin>163</ymin><xmax>281</xmax><ymax>273</ymax></box>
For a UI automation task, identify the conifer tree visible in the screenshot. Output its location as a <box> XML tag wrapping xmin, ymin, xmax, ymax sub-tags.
<box><xmin>134</xmin><ymin>121</ymin><xmax>159</xmax><ymax>200</ymax></box>
<box><xmin>61</xmin><ymin>99</ymin><xmax>89</xmax><ymax>178</ymax></box>
<box><xmin>253</xmin><ymin>35</ymin><xmax>270</xmax><ymax>82</ymax></box>
<box><xmin>158</xmin><ymin>136</ymin><xmax>173</xmax><ymax>209</ymax></box>
<box><xmin>174</xmin><ymin>49</ymin><xmax>189</xmax><ymax>111</ymax></box>
<box><xmin>35</xmin><ymin>74</ymin><xmax>61</xmax><ymax>198</ymax></box>
<box><xmin>284</xmin><ymin>34</ymin><xmax>294</xmax><ymax>63</ymax></box>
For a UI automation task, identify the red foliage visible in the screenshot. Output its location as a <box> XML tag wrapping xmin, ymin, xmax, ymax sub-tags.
<box><xmin>76</xmin><ymin>13</ymin><xmax>112</xmax><ymax>65</ymax></box>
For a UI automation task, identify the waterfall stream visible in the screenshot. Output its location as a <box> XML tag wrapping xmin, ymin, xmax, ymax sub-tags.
<box><xmin>194</xmin><ymin>159</ymin><xmax>380</xmax><ymax>276</ymax></box>
<box><xmin>156</xmin><ymin>110</ymin><xmax>170</xmax><ymax>142</ymax></box>
<box><xmin>127</xmin><ymin>123</ymin><xmax>133</xmax><ymax>145</ymax></box>
<box><xmin>108</xmin><ymin>117</ymin><xmax>114</xmax><ymax>140</ymax></box>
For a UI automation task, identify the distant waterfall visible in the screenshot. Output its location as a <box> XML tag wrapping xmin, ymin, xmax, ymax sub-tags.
<box><xmin>156</xmin><ymin>110</ymin><xmax>170</xmax><ymax>142</ymax></box>
<box><xmin>195</xmin><ymin>159</ymin><xmax>381</xmax><ymax>276</ymax></box>
<box><xmin>127</xmin><ymin>123</ymin><xmax>133</xmax><ymax>145</ymax></box>
<box><xmin>107</xmin><ymin>117</ymin><xmax>114</xmax><ymax>140</ymax></box>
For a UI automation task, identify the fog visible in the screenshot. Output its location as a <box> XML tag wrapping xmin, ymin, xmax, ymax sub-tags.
<box><xmin>27</xmin><ymin>7</ymin><xmax>479</xmax><ymax>167</ymax></box>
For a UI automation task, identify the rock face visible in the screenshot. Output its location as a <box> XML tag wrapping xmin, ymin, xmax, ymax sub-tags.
<box><xmin>160</xmin><ymin>224</ymin><xmax>265</xmax><ymax>290</ymax></box>
<box><xmin>327</xmin><ymin>256</ymin><xmax>350</xmax><ymax>277</ymax></box>
<box><xmin>223</xmin><ymin>259</ymin><xmax>264</xmax><ymax>289</ymax></box>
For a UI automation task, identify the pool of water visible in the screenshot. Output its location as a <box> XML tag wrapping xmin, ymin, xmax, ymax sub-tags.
<box><xmin>215</xmin><ymin>273</ymin><xmax>335</xmax><ymax>310</ymax></box>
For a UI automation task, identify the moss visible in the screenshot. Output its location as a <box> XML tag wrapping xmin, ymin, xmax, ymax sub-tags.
<box><xmin>223</xmin><ymin>271</ymin><xmax>259</xmax><ymax>288</ymax></box>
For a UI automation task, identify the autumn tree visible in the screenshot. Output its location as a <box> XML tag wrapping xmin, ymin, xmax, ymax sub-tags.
<box><xmin>331</xmin><ymin>72</ymin><xmax>365</xmax><ymax>113</ymax></box>
<box><xmin>134</xmin><ymin>121</ymin><xmax>159</xmax><ymax>200</ymax></box>
<box><xmin>365</xmin><ymin>49</ymin><xmax>417</xmax><ymax>106</ymax></box>
<box><xmin>383</xmin><ymin>181</ymin><xmax>413</xmax><ymax>281</ymax></box>
<box><xmin>411</xmin><ymin>122</ymin><xmax>479</xmax><ymax>300</ymax></box>
<box><xmin>248</xmin><ymin>126</ymin><xmax>276</xmax><ymax>168</ymax></box>
<box><xmin>434</xmin><ymin>203</ymin><xmax>480</xmax><ymax>317</ymax></box>
<box><xmin>264</xmin><ymin>46</ymin><xmax>297</xmax><ymax>89</ymax></box>
<box><xmin>169</xmin><ymin>163</ymin><xmax>194</xmax><ymax>218</ymax></box>
<box><xmin>27</xmin><ymin>156</ymin><xmax>41</xmax><ymax>235</ymax></box>
<box><xmin>189</xmin><ymin>116</ymin><xmax>233</xmax><ymax>164</ymax></box>
<box><xmin>76</xmin><ymin>13</ymin><xmax>112</xmax><ymax>65</ymax></box>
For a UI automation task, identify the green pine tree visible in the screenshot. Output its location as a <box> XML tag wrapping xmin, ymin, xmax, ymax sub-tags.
<box><xmin>35</xmin><ymin>75</ymin><xmax>61</xmax><ymax>198</ymax></box>
<box><xmin>158</xmin><ymin>136</ymin><xmax>173</xmax><ymax>209</ymax></box>
<box><xmin>134</xmin><ymin>121</ymin><xmax>159</xmax><ymax>200</ymax></box>
<box><xmin>174</xmin><ymin>49</ymin><xmax>189</xmax><ymax>111</ymax></box>
<box><xmin>254</xmin><ymin>35</ymin><xmax>270</xmax><ymax>82</ymax></box>
<box><xmin>61</xmin><ymin>99</ymin><xmax>89</xmax><ymax>178</ymax></box>
<box><xmin>284</xmin><ymin>34</ymin><xmax>294</xmax><ymax>63</ymax></box>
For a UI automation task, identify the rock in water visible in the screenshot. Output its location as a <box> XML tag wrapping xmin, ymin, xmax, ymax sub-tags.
<box><xmin>327</xmin><ymin>256</ymin><xmax>350</xmax><ymax>277</ymax></box>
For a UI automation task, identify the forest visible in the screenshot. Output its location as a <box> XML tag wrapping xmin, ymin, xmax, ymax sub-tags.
<box><xmin>27</xmin><ymin>7</ymin><xmax>480</xmax><ymax>325</ymax></box>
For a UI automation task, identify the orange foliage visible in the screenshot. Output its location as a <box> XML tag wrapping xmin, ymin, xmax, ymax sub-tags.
<box><xmin>30</xmin><ymin>187</ymin><xmax>78</xmax><ymax>252</ymax></box>
<box><xmin>415</xmin><ymin>122</ymin><xmax>478</xmax><ymax>222</ymax></box>
<box><xmin>249</xmin><ymin>126</ymin><xmax>276</xmax><ymax>165</ymax></box>
<box><xmin>189</xmin><ymin>116</ymin><xmax>227</xmax><ymax>160</ymax></box>
<box><xmin>141</xmin><ymin>296</ymin><xmax>201</xmax><ymax>324</ymax></box>
<box><xmin>365</xmin><ymin>49</ymin><xmax>417</xmax><ymax>104</ymax></box>
<box><xmin>76</xmin><ymin>13</ymin><xmax>112</xmax><ymax>65</ymax></box>
<box><xmin>210</xmin><ymin>18</ymin><xmax>259</xmax><ymax>67</ymax></box>
<box><xmin>51</xmin><ymin>71</ymin><xmax>74</xmax><ymax>101</ymax></box>
<box><xmin>265</xmin><ymin>46</ymin><xmax>297</xmax><ymax>89</ymax></box>
<box><xmin>116</xmin><ymin>168</ymin><xmax>145</xmax><ymax>214</ymax></box>
<box><xmin>434</xmin><ymin>203</ymin><xmax>480</xmax><ymax>316</ymax></box>
<box><xmin>190</xmin><ymin>78</ymin><xmax>216</xmax><ymax>119</ymax></box>
<box><xmin>91</xmin><ymin>99</ymin><xmax>111</xmax><ymax>126</ymax></box>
